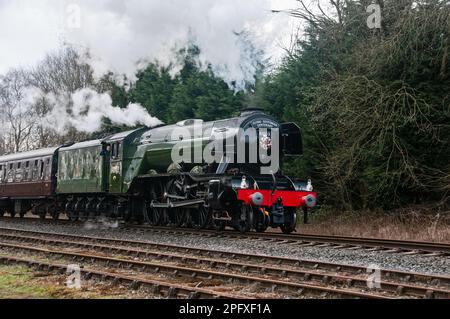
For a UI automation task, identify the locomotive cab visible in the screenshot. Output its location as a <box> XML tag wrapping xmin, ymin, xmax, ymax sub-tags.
<box><xmin>281</xmin><ymin>122</ymin><xmax>303</xmax><ymax>156</ymax></box>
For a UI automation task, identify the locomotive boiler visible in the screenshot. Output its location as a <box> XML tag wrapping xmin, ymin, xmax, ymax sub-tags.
<box><xmin>0</xmin><ymin>108</ymin><xmax>317</xmax><ymax>233</ymax></box>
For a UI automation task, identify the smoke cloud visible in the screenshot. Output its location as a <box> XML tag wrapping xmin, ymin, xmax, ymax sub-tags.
<box><xmin>43</xmin><ymin>88</ymin><xmax>163</xmax><ymax>133</ymax></box>
<box><xmin>0</xmin><ymin>0</ymin><xmax>301</xmax><ymax>89</ymax></box>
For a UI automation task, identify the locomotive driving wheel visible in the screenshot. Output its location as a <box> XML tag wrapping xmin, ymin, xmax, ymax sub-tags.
<box><xmin>166</xmin><ymin>175</ymin><xmax>189</xmax><ymax>227</ymax></box>
<box><xmin>168</xmin><ymin>208</ymin><xmax>185</xmax><ymax>227</ymax></box>
<box><xmin>147</xmin><ymin>180</ymin><xmax>167</xmax><ymax>226</ymax></box>
<box><xmin>191</xmin><ymin>205</ymin><xmax>210</xmax><ymax>229</ymax></box>
<box><xmin>280</xmin><ymin>208</ymin><xmax>297</xmax><ymax>234</ymax></box>
<box><xmin>235</xmin><ymin>204</ymin><xmax>253</xmax><ymax>233</ymax></box>
<box><xmin>254</xmin><ymin>207</ymin><xmax>269</xmax><ymax>233</ymax></box>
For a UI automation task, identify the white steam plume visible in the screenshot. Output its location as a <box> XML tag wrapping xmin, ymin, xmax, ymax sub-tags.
<box><xmin>0</xmin><ymin>0</ymin><xmax>301</xmax><ymax>89</ymax></box>
<box><xmin>43</xmin><ymin>88</ymin><xmax>162</xmax><ymax>133</ymax></box>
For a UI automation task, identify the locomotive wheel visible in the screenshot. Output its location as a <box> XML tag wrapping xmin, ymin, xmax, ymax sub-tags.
<box><xmin>191</xmin><ymin>206</ymin><xmax>210</xmax><ymax>229</ymax></box>
<box><xmin>212</xmin><ymin>220</ymin><xmax>226</xmax><ymax>231</ymax></box>
<box><xmin>168</xmin><ymin>208</ymin><xmax>185</xmax><ymax>227</ymax></box>
<box><xmin>10</xmin><ymin>211</ymin><xmax>16</xmax><ymax>218</ymax></box>
<box><xmin>280</xmin><ymin>208</ymin><xmax>297</xmax><ymax>234</ymax></box>
<box><xmin>166</xmin><ymin>175</ymin><xmax>189</xmax><ymax>228</ymax></box>
<box><xmin>0</xmin><ymin>209</ymin><xmax>5</xmax><ymax>217</ymax></box>
<box><xmin>39</xmin><ymin>212</ymin><xmax>46</xmax><ymax>220</ymax></box>
<box><xmin>68</xmin><ymin>211</ymin><xmax>79</xmax><ymax>222</ymax></box>
<box><xmin>145</xmin><ymin>201</ymin><xmax>161</xmax><ymax>226</ymax></box>
<box><xmin>235</xmin><ymin>205</ymin><xmax>253</xmax><ymax>233</ymax></box>
<box><xmin>254</xmin><ymin>208</ymin><xmax>269</xmax><ymax>233</ymax></box>
<box><xmin>148</xmin><ymin>181</ymin><xmax>168</xmax><ymax>226</ymax></box>
<box><xmin>46</xmin><ymin>204</ymin><xmax>60</xmax><ymax>221</ymax></box>
<box><xmin>79</xmin><ymin>211</ymin><xmax>88</xmax><ymax>222</ymax></box>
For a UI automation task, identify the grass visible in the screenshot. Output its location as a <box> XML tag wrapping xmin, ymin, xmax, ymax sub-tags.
<box><xmin>0</xmin><ymin>265</ymin><xmax>78</xmax><ymax>299</ymax></box>
<box><xmin>0</xmin><ymin>266</ymin><xmax>50</xmax><ymax>298</ymax></box>
<box><xmin>299</xmin><ymin>204</ymin><xmax>450</xmax><ymax>243</ymax></box>
<box><xmin>0</xmin><ymin>264</ymin><xmax>147</xmax><ymax>299</ymax></box>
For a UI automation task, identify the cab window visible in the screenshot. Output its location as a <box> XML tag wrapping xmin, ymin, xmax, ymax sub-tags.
<box><xmin>111</xmin><ymin>142</ymin><xmax>122</xmax><ymax>160</ymax></box>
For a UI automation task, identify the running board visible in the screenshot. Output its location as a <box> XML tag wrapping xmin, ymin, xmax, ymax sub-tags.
<box><xmin>151</xmin><ymin>199</ymin><xmax>205</xmax><ymax>209</ymax></box>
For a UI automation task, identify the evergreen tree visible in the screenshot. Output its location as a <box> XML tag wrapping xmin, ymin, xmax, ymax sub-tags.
<box><xmin>259</xmin><ymin>0</ymin><xmax>450</xmax><ymax>209</ymax></box>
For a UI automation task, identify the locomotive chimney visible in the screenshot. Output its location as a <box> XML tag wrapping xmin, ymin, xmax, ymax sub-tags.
<box><xmin>240</xmin><ymin>106</ymin><xmax>264</xmax><ymax>117</ymax></box>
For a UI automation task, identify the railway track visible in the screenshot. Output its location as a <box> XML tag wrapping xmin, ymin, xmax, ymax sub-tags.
<box><xmin>0</xmin><ymin>255</ymin><xmax>238</xmax><ymax>299</ymax></box>
<box><xmin>126</xmin><ymin>225</ymin><xmax>450</xmax><ymax>257</ymax></box>
<box><xmin>0</xmin><ymin>226</ymin><xmax>449</xmax><ymax>299</ymax></box>
<box><xmin>2</xmin><ymin>216</ymin><xmax>448</xmax><ymax>257</ymax></box>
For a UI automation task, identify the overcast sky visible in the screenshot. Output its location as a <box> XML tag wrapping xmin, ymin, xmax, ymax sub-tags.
<box><xmin>0</xmin><ymin>0</ymin><xmax>310</xmax><ymax>86</ymax></box>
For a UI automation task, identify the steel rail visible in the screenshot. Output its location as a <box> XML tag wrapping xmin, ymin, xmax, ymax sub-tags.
<box><xmin>0</xmin><ymin>226</ymin><xmax>448</xmax><ymax>291</ymax></box>
<box><xmin>127</xmin><ymin>225</ymin><xmax>450</xmax><ymax>256</ymax></box>
<box><xmin>0</xmin><ymin>255</ymin><xmax>240</xmax><ymax>299</ymax></box>
<box><xmin>0</xmin><ymin>232</ymin><xmax>449</xmax><ymax>298</ymax></box>
<box><xmin>0</xmin><ymin>241</ymin><xmax>397</xmax><ymax>299</ymax></box>
<box><xmin>1</xmin><ymin>217</ymin><xmax>448</xmax><ymax>256</ymax></box>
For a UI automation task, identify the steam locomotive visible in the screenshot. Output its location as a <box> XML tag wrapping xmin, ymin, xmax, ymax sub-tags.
<box><xmin>0</xmin><ymin>108</ymin><xmax>317</xmax><ymax>233</ymax></box>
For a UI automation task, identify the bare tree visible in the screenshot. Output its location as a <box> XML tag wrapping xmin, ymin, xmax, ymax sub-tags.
<box><xmin>0</xmin><ymin>69</ymin><xmax>37</xmax><ymax>153</ymax></box>
<box><xmin>30</xmin><ymin>46</ymin><xmax>94</xmax><ymax>94</ymax></box>
<box><xmin>28</xmin><ymin>46</ymin><xmax>95</xmax><ymax>148</ymax></box>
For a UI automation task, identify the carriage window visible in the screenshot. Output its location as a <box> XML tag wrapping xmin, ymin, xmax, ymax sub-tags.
<box><xmin>44</xmin><ymin>157</ymin><xmax>51</xmax><ymax>181</ymax></box>
<box><xmin>15</xmin><ymin>162</ymin><xmax>23</xmax><ymax>182</ymax></box>
<box><xmin>24</xmin><ymin>161</ymin><xmax>30</xmax><ymax>181</ymax></box>
<box><xmin>32</xmin><ymin>160</ymin><xmax>39</xmax><ymax>181</ymax></box>
<box><xmin>6</xmin><ymin>163</ymin><xmax>13</xmax><ymax>183</ymax></box>
<box><xmin>40</xmin><ymin>160</ymin><xmax>45</xmax><ymax>180</ymax></box>
<box><xmin>0</xmin><ymin>165</ymin><xmax>3</xmax><ymax>182</ymax></box>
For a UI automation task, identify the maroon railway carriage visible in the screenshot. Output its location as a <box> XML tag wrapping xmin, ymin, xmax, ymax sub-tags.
<box><xmin>0</xmin><ymin>147</ymin><xmax>58</xmax><ymax>217</ymax></box>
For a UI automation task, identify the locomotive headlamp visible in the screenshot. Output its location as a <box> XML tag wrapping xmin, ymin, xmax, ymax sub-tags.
<box><xmin>250</xmin><ymin>192</ymin><xmax>264</xmax><ymax>206</ymax></box>
<box><xmin>240</xmin><ymin>176</ymin><xmax>249</xmax><ymax>189</ymax></box>
<box><xmin>306</xmin><ymin>179</ymin><xmax>314</xmax><ymax>192</ymax></box>
<box><xmin>303</xmin><ymin>194</ymin><xmax>317</xmax><ymax>208</ymax></box>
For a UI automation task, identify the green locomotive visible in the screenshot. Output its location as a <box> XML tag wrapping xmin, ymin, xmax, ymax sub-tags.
<box><xmin>0</xmin><ymin>108</ymin><xmax>317</xmax><ymax>233</ymax></box>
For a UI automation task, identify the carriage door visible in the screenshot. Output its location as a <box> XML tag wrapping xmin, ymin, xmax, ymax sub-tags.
<box><xmin>109</xmin><ymin>141</ymin><xmax>123</xmax><ymax>194</ymax></box>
